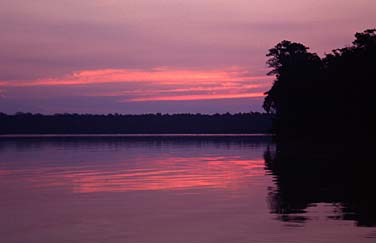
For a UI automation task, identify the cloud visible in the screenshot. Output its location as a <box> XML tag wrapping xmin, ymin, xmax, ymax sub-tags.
<box><xmin>128</xmin><ymin>93</ymin><xmax>265</xmax><ymax>102</ymax></box>
<box><xmin>1</xmin><ymin>67</ymin><xmax>265</xmax><ymax>86</ymax></box>
<box><xmin>0</xmin><ymin>67</ymin><xmax>270</xmax><ymax>103</ymax></box>
<box><xmin>1</xmin><ymin>0</ymin><xmax>374</xmax><ymax>113</ymax></box>
<box><xmin>3</xmin><ymin>0</ymin><xmax>374</xmax><ymax>82</ymax></box>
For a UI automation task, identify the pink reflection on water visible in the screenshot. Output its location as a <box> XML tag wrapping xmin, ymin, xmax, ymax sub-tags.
<box><xmin>2</xmin><ymin>156</ymin><xmax>265</xmax><ymax>193</ymax></box>
<box><xmin>0</xmin><ymin>169</ymin><xmax>11</xmax><ymax>175</ymax></box>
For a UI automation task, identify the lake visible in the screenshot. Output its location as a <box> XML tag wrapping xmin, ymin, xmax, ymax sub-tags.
<box><xmin>0</xmin><ymin>136</ymin><xmax>375</xmax><ymax>243</ymax></box>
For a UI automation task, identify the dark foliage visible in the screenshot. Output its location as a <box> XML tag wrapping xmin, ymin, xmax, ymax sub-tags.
<box><xmin>262</xmin><ymin>29</ymin><xmax>376</xmax><ymax>227</ymax></box>
<box><xmin>0</xmin><ymin>112</ymin><xmax>272</xmax><ymax>134</ymax></box>
<box><xmin>263</xmin><ymin>29</ymin><xmax>375</xmax><ymax>140</ymax></box>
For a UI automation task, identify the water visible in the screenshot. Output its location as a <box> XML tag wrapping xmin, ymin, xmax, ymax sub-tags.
<box><xmin>0</xmin><ymin>136</ymin><xmax>375</xmax><ymax>243</ymax></box>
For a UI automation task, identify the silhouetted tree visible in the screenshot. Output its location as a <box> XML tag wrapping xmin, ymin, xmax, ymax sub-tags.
<box><xmin>263</xmin><ymin>41</ymin><xmax>322</xmax><ymax>137</ymax></box>
<box><xmin>323</xmin><ymin>29</ymin><xmax>376</xmax><ymax>138</ymax></box>
<box><xmin>261</xmin><ymin>29</ymin><xmax>376</xmax><ymax>228</ymax></box>
<box><xmin>263</xmin><ymin>29</ymin><xmax>375</xmax><ymax>139</ymax></box>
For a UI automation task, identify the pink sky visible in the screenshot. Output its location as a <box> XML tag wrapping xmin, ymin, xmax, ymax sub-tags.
<box><xmin>0</xmin><ymin>0</ymin><xmax>375</xmax><ymax>113</ymax></box>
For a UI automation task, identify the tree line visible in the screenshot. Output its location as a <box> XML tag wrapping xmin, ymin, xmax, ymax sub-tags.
<box><xmin>263</xmin><ymin>29</ymin><xmax>375</xmax><ymax>140</ymax></box>
<box><xmin>0</xmin><ymin>112</ymin><xmax>272</xmax><ymax>134</ymax></box>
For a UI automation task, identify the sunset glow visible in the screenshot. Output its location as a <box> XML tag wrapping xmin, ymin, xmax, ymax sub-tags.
<box><xmin>0</xmin><ymin>67</ymin><xmax>270</xmax><ymax>108</ymax></box>
<box><xmin>1</xmin><ymin>1</ymin><xmax>375</xmax><ymax>242</ymax></box>
<box><xmin>1</xmin><ymin>68</ymin><xmax>266</xmax><ymax>87</ymax></box>
<box><xmin>128</xmin><ymin>93</ymin><xmax>265</xmax><ymax>102</ymax></box>
<box><xmin>1</xmin><ymin>0</ymin><xmax>375</xmax><ymax>113</ymax></box>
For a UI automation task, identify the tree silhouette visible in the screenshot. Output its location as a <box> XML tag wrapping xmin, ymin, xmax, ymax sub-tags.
<box><xmin>263</xmin><ymin>29</ymin><xmax>375</xmax><ymax>139</ymax></box>
<box><xmin>263</xmin><ymin>41</ymin><xmax>322</xmax><ymax>136</ymax></box>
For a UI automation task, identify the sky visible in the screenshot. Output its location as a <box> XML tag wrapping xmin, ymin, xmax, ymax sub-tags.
<box><xmin>0</xmin><ymin>0</ymin><xmax>375</xmax><ymax>114</ymax></box>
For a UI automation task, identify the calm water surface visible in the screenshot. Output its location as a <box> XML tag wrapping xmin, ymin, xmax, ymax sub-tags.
<box><xmin>0</xmin><ymin>136</ymin><xmax>375</xmax><ymax>243</ymax></box>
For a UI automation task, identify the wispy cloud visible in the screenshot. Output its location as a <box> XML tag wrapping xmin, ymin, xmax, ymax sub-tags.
<box><xmin>1</xmin><ymin>67</ymin><xmax>271</xmax><ymax>103</ymax></box>
<box><xmin>1</xmin><ymin>0</ymin><xmax>375</xmax><ymax>113</ymax></box>
<box><xmin>1</xmin><ymin>67</ymin><xmax>268</xmax><ymax>87</ymax></box>
<box><xmin>128</xmin><ymin>93</ymin><xmax>265</xmax><ymax>102</ymax></box>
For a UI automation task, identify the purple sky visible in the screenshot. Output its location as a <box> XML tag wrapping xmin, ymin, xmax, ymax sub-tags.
<box><xmin>0</xmin><ymin>0</ymin><xmax>375</xmax><ymax>114</ymax></box>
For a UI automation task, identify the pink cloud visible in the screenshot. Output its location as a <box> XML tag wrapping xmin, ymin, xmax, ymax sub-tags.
<box><xmin>1</xmin><ymin>67</ymin><xmax>269</xmax><ymax>87</ymax></box>
<box><xmin>1</xmin><ymin>67</ymin><xmax>271</xmax><ymax>103</ymax></box>
<box><xmin>128</xmin><ymin>92</ymin><xmax>265</xmax><ymax>102</ymax></box>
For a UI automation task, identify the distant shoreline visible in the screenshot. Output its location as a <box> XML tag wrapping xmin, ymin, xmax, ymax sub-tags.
<box><xmin>0</xmin><ymin>113</ymin><xmax>272</xmax><ymax>135</ymax></box>
<box><xmin>0</xmin><ymin>133</ymin><xmax>273</xmax><ymax>138</ymax></box>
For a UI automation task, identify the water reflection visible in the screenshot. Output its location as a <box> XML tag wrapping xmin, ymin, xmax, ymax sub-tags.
<box><xmin>16</xmin><ymin>157</ymin><xmax>264</xmax><ymax>193</ymax></box>
<box><xmin>0</xmin><ymin>137</ymin><xmax>268</xmax><ymax>193</ymax></box>
<box><xmin>264</xmin><ymin>141</ymin><xmax>376</xmax><ymax>228</ymax></box>
<box><xmin>0</xmin><ymin>137</ymin><xmax>375</xmax><ymax>243</ymax></box>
